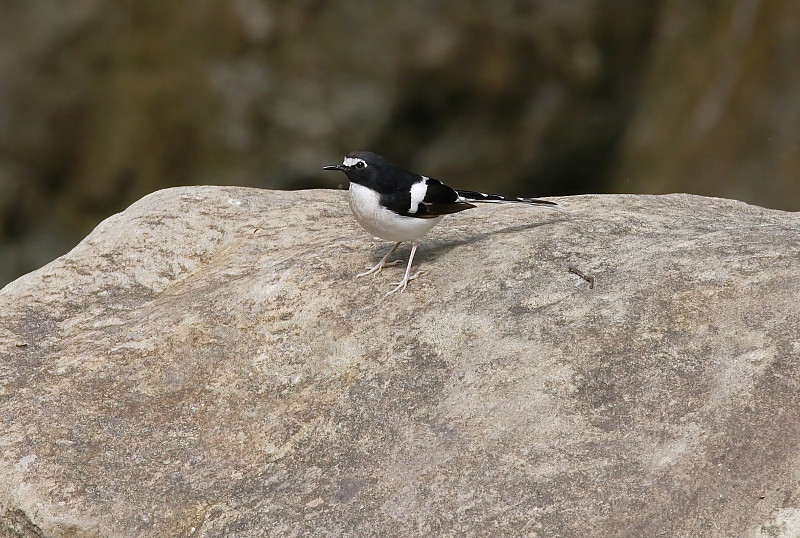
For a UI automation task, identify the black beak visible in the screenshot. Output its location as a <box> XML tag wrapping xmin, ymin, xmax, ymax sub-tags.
<box><xmin>322</xmin><ymin>164</ymin><xmax>345</xmax><ymax>171</ymax></box>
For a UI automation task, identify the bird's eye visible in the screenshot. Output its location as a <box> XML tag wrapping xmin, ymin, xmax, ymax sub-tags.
<box><xmin>355</xmin><ymin>161</ymin><xmax>366</xmax><ymax>169</ymax></box>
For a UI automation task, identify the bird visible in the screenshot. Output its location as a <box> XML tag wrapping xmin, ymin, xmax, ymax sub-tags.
<box><xmin>323</xmin><ymin>151</ymin><xmax>558</xmax><ymax>295</ymax></box>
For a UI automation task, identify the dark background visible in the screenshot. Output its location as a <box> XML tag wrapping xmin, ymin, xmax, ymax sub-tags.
<box><xmin>1</xmin><ymin>0</ymin><xmax>798</xmax><ymax>287</ymax></box>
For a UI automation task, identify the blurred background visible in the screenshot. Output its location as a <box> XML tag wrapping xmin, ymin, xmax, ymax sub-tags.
<box><xmin>1</xmin><ymin>0</ymin><xmax>798</xmax><ymax>287</ymax></box>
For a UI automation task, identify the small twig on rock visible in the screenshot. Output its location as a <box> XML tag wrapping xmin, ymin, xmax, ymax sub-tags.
<box><xmin>568</xmin><ymin>266</ymin><xmax>595</xmax><ymax>289</ymax></box>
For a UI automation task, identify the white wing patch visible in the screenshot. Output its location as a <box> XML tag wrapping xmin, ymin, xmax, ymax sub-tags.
<box><xmin>409</xmin><ymin>177</ymin><xmax>429</xmax><ymax>214</ymax></box>
<box><xmin>343</xmin><ymin>156</ymin><xmax>366</xmax><ymax>168</ymax></box>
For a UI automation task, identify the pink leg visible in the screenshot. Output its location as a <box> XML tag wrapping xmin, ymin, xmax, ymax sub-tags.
<box><xmin>387</xmin><ymin>241</ymin><xmax>423</xmax><ymax>295</ymax></box>
<box><xmin>357</xmin><ymin>242</ymin><xmax>403</xmax><ymax>278</ymax></box>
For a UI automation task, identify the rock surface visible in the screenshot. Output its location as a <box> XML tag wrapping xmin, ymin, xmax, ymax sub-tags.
<box><xmin>1</xmin><ymin>187</ymin><xmax>800</xmax><ymax>537</ymax></box>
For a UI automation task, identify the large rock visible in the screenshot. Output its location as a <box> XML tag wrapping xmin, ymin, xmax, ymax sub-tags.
<box><xmin>1</xmin><ymin>187</ymin><xmax>799</xmax><ymax>537</ymax></box>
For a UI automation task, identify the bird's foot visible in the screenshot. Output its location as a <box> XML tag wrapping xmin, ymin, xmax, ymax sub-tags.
<box><xmin>357</xmin><ymin>259</ymin><xmax>403</xmax><ymax>278</ymax></box>
<box><xmin>386</xmin><ymin>271</ymin><xmax>424</xmax><ymax>295</ymax></box>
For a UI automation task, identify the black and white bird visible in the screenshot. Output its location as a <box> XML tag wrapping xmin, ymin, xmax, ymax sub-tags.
<box><xmin>323</xmin><ymin>151</ymin><xmax>558</xmax><ymax>295</ymax></box>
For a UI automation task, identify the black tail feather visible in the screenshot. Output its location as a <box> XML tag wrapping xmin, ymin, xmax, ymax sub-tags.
<box><xmin>456</xmin><ymin>190</ymin><xmax>558</xmax><ymax>207</ymax></box>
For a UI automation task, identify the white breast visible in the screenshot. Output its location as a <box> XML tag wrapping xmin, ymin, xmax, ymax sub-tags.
<box><xmin>348</xmin><ymin>183</ymin><xmax>443</xmax><ymax>242</ymax></box>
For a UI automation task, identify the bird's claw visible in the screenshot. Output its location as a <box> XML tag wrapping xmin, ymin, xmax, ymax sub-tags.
<box><xmin>356</xmin><ymin>259</ymin><xmax>403</xmax><ymax>278</ymax></box>
<box><xmin>386</xmin><ymin>271</ymin><xmax>424</xmax><ymax>295</ymax></box>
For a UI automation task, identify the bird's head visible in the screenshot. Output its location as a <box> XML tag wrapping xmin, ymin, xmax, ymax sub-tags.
<box><xmin>323</xmin><ymin>151</ymin><xmax>388</xmax><ymax>185</ymax></box>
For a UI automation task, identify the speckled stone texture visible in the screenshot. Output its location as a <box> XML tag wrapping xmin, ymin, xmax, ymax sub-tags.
<box><xmin>1</xmin><ymin>187</ymin><xmax>799</xmax><ymax>537</ymax></box>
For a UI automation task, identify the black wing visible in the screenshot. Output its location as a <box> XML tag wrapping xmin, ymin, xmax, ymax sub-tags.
<box><xmin>382</xmin><ymin>173</ymin><xmax>476</xmax><ymax>219</ymax></box>
<box><xmin>416</xmin><ymin>177</ymin><xmax>476</xmax><ymax>217</ymax></box>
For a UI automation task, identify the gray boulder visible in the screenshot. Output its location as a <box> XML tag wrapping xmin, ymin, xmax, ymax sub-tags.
<box><xmin>1</xmin><ymin>187</ymin><xmax>799</xmax><ymax>537</ymax></box>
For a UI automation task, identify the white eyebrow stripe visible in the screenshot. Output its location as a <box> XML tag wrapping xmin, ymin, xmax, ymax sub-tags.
<box><xmin>343</xmin><ymin>156</ymin><xmax>365</xmax><ymax>167</ymax></box>
<box><xmin>409</xmin><ymin>177</ymin><xmax>428</xmax><ymax>214</ymax></box>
